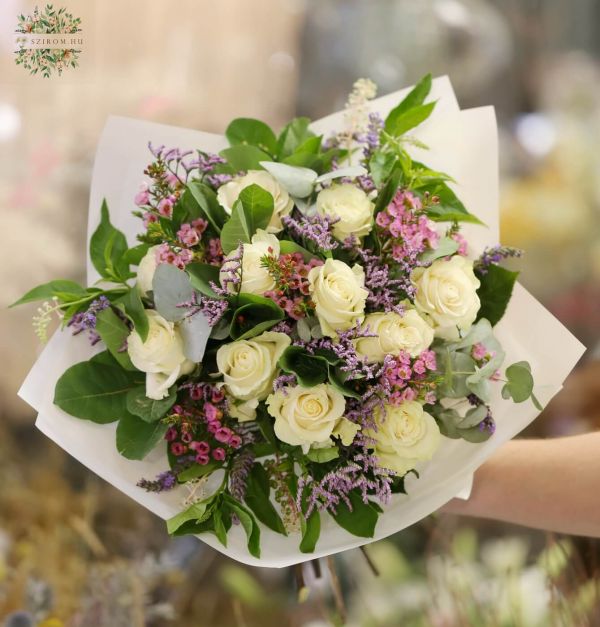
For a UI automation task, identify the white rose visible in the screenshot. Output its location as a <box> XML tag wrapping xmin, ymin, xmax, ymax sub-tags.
<box><xmin>316</xmin><ymin>183</ymin><xmax>374</xmax><ymax>241</ymax></box>
<box><xmin>266</xmin><ymin>383</ymin><xmax>347</xmax><ymax>453</ymax></box>
<box><xmin>367</xmin><ymin>401</ymin><xmax>441</xmax><ymax>475</ymax></box>
<box><xmin>216</xmin><ymin>331</ymin><xmax>291</xmax><ymax>404</ymax></box>
<box><xmin>332</xmin><ymin>417</ymin><xmax>361</xmax><ymax>446</ymax></box>
<box><xmin>356</xmin><ymin>309</ymin><xmax>434</xmax><ymax>362</ymax></box>
<box><xmin>136</xmin><ymin>246</ymin><xmax>160</xmax><ymax>296</ymax></box>
<box><xmin>411</xmin><ymin>255</ymin><xmax>481</xmax><ymax>340</ymax></box>
<box><xmin>217</xmin><ymin>170</ymin><xmax>293</xmax><ymax>233</ymax></box>
<box><xmin>127</xmin><ymin>310</ymin><xmax>195</xmax><ymax>400</ymax></box>
<box><xmin>220</xmin><ymin>229</ymin><xmax>279</xmax><ymax>296</ymax></box>
<box><xmin>308</xmin><ymin>258</ymin><xmax>368</xmax><ymax>337</ymax></box>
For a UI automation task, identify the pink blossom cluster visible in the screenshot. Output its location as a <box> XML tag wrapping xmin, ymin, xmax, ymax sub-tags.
<box><xmin>382</xmin><ymin>348</ymin><xmax>438</xmax><ymax>405</ymax></box>
<box><xmin>155</xmin><ymin>243</ymin><xmax>193</xmax><ymax>270</ymax></box>
<box><xmin>471</xmin><ymin>343</ymin><xmax>501</xmax><ymax>381</ymax></box>
<box><xmin>376</xmin><ymin>190</ymin><xmax>439</xmax><ymax>263</ymax></box>
<box><xmin>177</xmin><ymin>218</ymin><xmax>208</xmax><ymax>246</ymax></box>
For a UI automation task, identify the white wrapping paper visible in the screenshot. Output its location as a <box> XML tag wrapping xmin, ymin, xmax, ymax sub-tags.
<box><xmin>18</xmin><ymin>77</ymin><xmax>585</xmax><ymax>567</ymax></box>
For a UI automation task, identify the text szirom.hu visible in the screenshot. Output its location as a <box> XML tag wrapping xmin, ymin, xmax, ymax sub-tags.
<box><xmin>15</xmin><ymin>34</ymin><xmax>84</xmax><ymax>49</ymax></box>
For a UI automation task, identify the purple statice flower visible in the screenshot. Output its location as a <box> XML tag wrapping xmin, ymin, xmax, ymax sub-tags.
<box><xmin>210</xmin><ymin>243</ymin><xmax>243</xmax><ymax>296</ymax></box>
<box><xmin>354</xmin><ymin>247</ymin><xmax>407</xmax><ymax>311</ymax></box>
<box><xmin>355</xmin><ymin>112</ymin><xmax>383</xmax><ymax>161</ymax></box>
<box><xmin>271</xmin><ymin>319</ymin><xmax>296</xmax><ymax>335</ymax></box>
<box><xmin>298</xmin><ymin>432</ymin><xmax>395</xmax><ymax>517</ymax></box>
<box><xmin>206</xmin><ymin>173</ymin><xmax>233</xmax><ymax>188</ymax></box>
<box><xmin>479</xmin><ymin>413</ymin><xmax>496</xmax><ymax>435</ymax></box>
<box><xmin>474</xmin><ymin>245</ymin><xmax>523</xmax><ymax>274</ymax></box>
<box><xmin>176</xmin><ymin>291</ymin><xmax>229</xmax><ymax>327</ymax></box>
<box><xmin>67</xmin><ymin>296</ymin><xmax>110</xmax><ymax>345</ymax></box>
<box><xmin>228</xmin><ymin>448</ymin><xmax>255</xmax><ymax>508</ymax></box>
<box><xmin>273</xmin><ymin>373</ymin><xmax>297</xmax><ymax>392</ymax></box>
<box><xmin>282</xmin><ymin>212</ymin><xmax>339</xmax><ymax>252</ymax></box>
<box><xmin>137</xmin><ymin>469</ymin><xmax>177</xmax><ymax>493</ymax></box>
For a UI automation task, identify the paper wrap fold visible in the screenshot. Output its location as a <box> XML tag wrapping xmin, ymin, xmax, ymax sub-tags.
<box><xmin>18</xmin><ymin>77</ymin><xmax>586</xmax><ymax>567</ymax></box>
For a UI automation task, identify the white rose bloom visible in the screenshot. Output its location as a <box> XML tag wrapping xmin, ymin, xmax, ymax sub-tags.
<box><xmin>220</xmin><ymin>229</ymin><xmax>279</xmax><ymax>296</ymax></box>
<box><xmin>411</xmin><ymin>255</ymin><xmax>481</xmax><ymax>340</ymax></box>
<box><xmin>217</xmin><ymin>170</ymin><xmax>293</xmax><ymax>233</ymax></box>
<box><xmin>316</xmin><ymin>183</ymin><xmax>374</xmax><ymax>241</ymax></box>
<box><xmin>136</xmin><ymin>245</ymin><xmax>160</xmax><ymax>296</ymax></box>
<box><xmin>216</xmin><ymin>331</ymin><xmax>291</xmax><ymax>405</ymax></box>
<box><xmin>367</xmin><ymin>401</ymin><xmax>442</xmax><ymax>475</ymax></box>
<box><xmin>127</xmin><ymin>310</ymin><xmax>195</xmax><ymax>400</ymax></box>
<box><xmin>356</xmin><ymin>309</ymin><xmax>434</xmax><ymax>362</ymax></box>
<box><xmin>308</xmin><ymin>258</ymin><xmax>368</xmax><ymax>337</ymax></box>
<box><xmin>266</xmin><ymin>383</ymin><xmax>347</xmax><ymax>453</ymax></box>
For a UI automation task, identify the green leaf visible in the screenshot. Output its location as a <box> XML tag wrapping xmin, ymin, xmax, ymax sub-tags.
<box><xmin>166</xmin><ymin>498</ymin><xmax>211</xmax><ymax>535</ymax></box>
<box><xmin>11</xmin><ymin>279</ymin><xmax>86</xmax><ymax>307</ymax></box>
<box><xmin>279</xmin><ymin>240</ymin><xmax>317</xmax><ymax>262</ymax></box>
<box><xmin>299</xmin><ymin>509</ymin><xmax>320</xmax><ymax>553</ymax></box>
<box><xmin>54</xmin><ymin>357</ymin><xmax>143</xmax><ymax>423</ymax></box>
<box><xmin>213</xmin><ymin>509</ymin><xmax>228</xmax><ymax>547</ymax></box>
<box><xmin>374</xmin><ymin>164</ymin><xmax>403</xmax><ymax>214</ymax></box>
<box><xmin>126</xmin><ymin>385</ymin><xmax>177</xmax><ymax>423</ymax></box>
<box><xmin>328</xmin><ymin>365</ymin><xmax>362</xmax><ymax>399</ymax></box>
<box><xmin>331</xmin><ymin>491</ymin><xmax>379</xmax><ymax>538</ymax></box>
<box><xmin>386</xmin><ymin>101</ymin><xmax>436</xmax><ymax>137</ymax></box>
<box><xmin>185</xmin><ymin>181</ymin><xmax>228</xmax><ymax>233</ymax></box>
<box><xmin>306</xmin><ymin>446</ymin><xmax>339</xmax><ymax>463</ymax></box>
<box><xmin>226</xmin><ymin>118</ymin><xmax>277</xmax><ymax>155</ymax></box>
<box><xmin>278</xmin><ymin>346</ymin><xmax>329</xmax><ymax>387</ymax></box>
<box><xmin>118</xmin><ymin>288</ymin><xmax>149</xmax><ymax>342</ymax></box>
<box><xmin>418</xmin><ymin>237</ymin><xmax>459</xmax><ymax>264</ymax></box>
<box><xmin>418</xmin><ymin>182</ymin><xmax>484</xmax><ymax>225</ymax></box>
<box><xmin>277</xmin><ymin>117</ymin><xmax>314</xmax><ymax>159</ymax></box>
<box><xmin>437</xmin><ymin>349</ymin><xmax>477</xmax><ymax>398</ymax></box>
<box><xmin>245</xmin><ymin>463</ymin><xmax>287</xmax><ymax>535</ymax></box>
<box><xmin>122</xmin><ymin>244</ymin><xmax>150</xmax><ymax>267</ymax></box>
<box><xmin>186</xmin><ymin>262</ymin><xmax>222</xmax><ymax>299</ymax></box>
<box><xmin>502</xmin><ymin>361</ymin><xmax>534</xmax><ymax>403</ymax></box>
<box><xmin>259</xmin><ymin>161</ymin><xmax>317</xmax><ymax>198</ymax></box>
<box><xmin>177</xmin><ymin>460</ymin><xmax>221</xmax><ymax>482</ymax></box>
<box><xmin>369</xmin><ymin>151</ymin><xmax>397</xmax><ymax>188</ymax></box>
<box><xmin>116</xmin><ymin>413</ymin><xmax>169</xmax><ymax>460</ymax></box>
<box><xmin>476</xmin><ymin>264</ymin><xmax>519</xmax><ymax>327</ymax></box>
<box><xmin>223</xmin><ymin>496</ymin><xmax>261</xmax><ymax>558</ymax></box>
<box><xmin>220</xmin><ymin>145</ymin><xmax>271</xmax><ymax>172</ymax></box>
<box><xmin>95</xmin><ymin>308</ymin><xmax>135</xmax><ymax>370</ymax></box>
<box><xmin>384</xmin><ymin>73</ymin><xmax>432</xmax><ymax>135</ymax></box>
<box><xmin>89</xmin><ymin>200</ymin><xmax>129</xmax><ymax>280</ymax></box>
<box><xmin>255</xmin><ymin>404</ymin><xmax>280</xmax><ymax>451</ymax></box>
<box><xmin>153</xmin><ymin>263</ymin><xmax>194</xmax><ymax>322</ymax></box>
<box><xmin>229</xmin><ymin>292</ymin><xmax>284</xmax><ymax>340</ymax></box>
<box><xmin>220</xmin><ymin>184</ymin><xmax>274</xmax><ymax>254</ymax></box>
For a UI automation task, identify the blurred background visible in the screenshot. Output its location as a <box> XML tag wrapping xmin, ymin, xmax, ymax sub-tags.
<box><xmin>1</xmin><ymin>0</ymin><xmax>599</xmax><ymax>625</ymax></box>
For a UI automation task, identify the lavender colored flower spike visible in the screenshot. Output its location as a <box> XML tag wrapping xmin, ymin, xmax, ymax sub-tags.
<box><xmin>282</xmin><ymin>212</ymin><xmax>339</xmax><ymax>252</ymax></box>
<box><xmin>67</xmin><ymin>296</ymin><xmax>110</xmax><ymax>345</ymax></box>
<box><xmin>474</xmin><ymin>245</ymin><xmax>523</xmax><ymax>274</ymax></box>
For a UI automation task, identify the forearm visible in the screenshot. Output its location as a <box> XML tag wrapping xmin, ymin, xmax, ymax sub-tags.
<box><xmin>443</xmin><ymin>433</ymin><xmax>600</xmax><ymax>537</ymax></box>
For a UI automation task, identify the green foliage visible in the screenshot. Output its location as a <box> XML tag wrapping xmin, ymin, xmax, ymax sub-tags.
<box><xmin>116</xmin><ymin>413</ymin><xmax>169</xmax><ymax>460</ymax></box>
<box><xmin>502</xmin><ymin>361</ymin><xmax>538</xmax><ymax>406</ymax></box>
<box><xmin>418</xmin><ymin>237</ymin><xmax>459</xmax><ymax>263</ymax></box>
<box><xmin>89</xmin><ymin>200</ymin><xmax>131</xmax><ymax>282</ymax></box>
<box><xmin>116</xmin><ymin>288</ymin><xmax>149</xmax><ymax>342</ymax></box>
<box><xmin>417</xmin><ymin>182</ymin><xmax>484</xmax><ymax>225</ymax></box>
<box><xmin>369</xmin><ymin>151</ymin><xmax>398</xmax><ymax>188</ymax></box>
<box><xmin>54</xmin><ymin>353</ymin><xmax>143</xmax><ymax>423</ymax></box>
<box><xmin>384</xmin><ymin>73</ymin><xmax>432</xmax><ymax>136</ymax></box>
<box><xmin>152</xmin><ymin>263</ymin><xmax>194</xmax><ymax>322</ymax></box>
<box><xmin>10</xmin><ymin>280</ymin><xmax>86</xmax><ymax>307</ymax></box>
<box><xmin>299</xmin><ymin>509</ymin><xmax>320</xmax><ymax>553</ymax></box>
<box><xmin>223</xmin><ymin>495</ymin><xmax>261</xmax><ymax>558</ymax></box>
<box><xmin>184</xmin><ymin>181</ymin><xmax>228</xmax><ymax>233</ymax></box>
<box><xmin>126</xmin><ymin>385</ymin><xmax>177</xmax><ymax>423</ymax></box>
<box><xmin>332</xmin><ymin>491</ymin><xmax>379</xmax><ymax>538</ymax></box>
<box><xmin>276</xmin><ymin>117</ymin><xmax>314</xmax><ymax>159</ymax></box>
<box><xmin>278</xmin><ymin>346</ymin><xmax>329</xmax><ymax>387</ymax></box>
<box><xmin>433</xmin><ymin>405</ymin><xmax>492</xmax><ymax>443</ymax></box>
<box><xmin>186</xmin><ymin>262</ymin><xmax>222</xmax><ymax>298</ymax></box>
<box><xmin>306</xmin><ymin>447</ymin><xmax>339</xmax><ymax>463</ymax></box>
<box><xmin>220</xmin><ymin>145</ymin><xmax>271</xmax><ymax>172</ymax></box>
<box><xmin>220</xmin><ymin>184</ymin><xmax>274</xmax><ymax>254</ymax></box>
<box><xmin>229</xmin><ymin>292</ymin><xmax>284</xmax><ymax>340</ymax></box>
<box><xmin>476</xmin><ymin>264</ymin><xmax>519</xmax><ymax>326</ymax></box>
<box><xmin>244</xmin><ymin>463</ymin><xmax>287</xmax><ymax>535</ymax></box>
<box><xmin>95</xmin><ymin>308</ymin><xmax>135</xmax><ymax>370</ymax></box>
<box><xmin>226</xmin><ymin>118</ymin><xmax>278</xmax><ymax>155</ymax></box>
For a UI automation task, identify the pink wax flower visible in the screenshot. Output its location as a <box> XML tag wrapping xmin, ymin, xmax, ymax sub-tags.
<box><xmin>413</xmin><ymin>359</ymin><xmax>426</xmax><ymax>375</ymax></box>
<box><xmin>190</xmin><ymin>441</ymin><xmax>210</xmax><ymax>455</ymax></box>
<box><xmin>134</xmin><ymin>185</ymin><xmax>150</xmax><ymax>206</ymax></box>
<box><xmin>164</xmin><ymin>172</ymin><xmax>179</xmax><ymax>188</ymax></box>
<box><xmin>472</xmin><ymin>343</ymin><xmax>488</xmax><ymax>361</ymax></box>
<box><xmin>204</xmin><ymin>402</ymin><xmax>218</xmax><ymax>422</ymax></box>
<box><xmin>157</xmin><ymin>197</ymin><xmax>173</xmax><ymax>218</ymax></box>
<box><xmin>229</xmin><ymin>434</ymin><xmax>242</xmax><ymax>449</ymax></box>
<box><xmin>192</xmin><ymin>218</ymin><xmax>208</xmax><ymax>235</ymax></box>
<box><xmin>215</xmin><ymin>427</ymin><xmax>232</xmax><ymax>443</ymax></box>
<box><xmin>424</xmin><ymin>391</ymin><xmax>437</xmax><ymax>405</ymax></box>
<box><xmin>451</xmin><ymin>232</ymin><xmax>468</xmax><ymax>256</ymax></box>
<box><xmin>207</xmin><ymin>421</ymin><xmax>220</xmax><ymax>434</ymax></box>
<box><xmin>165</xmin><ymin>427</ymin><xmax>178</xmax><ymax>442</ymax></box>
<box><xmin>211</xmin><ymin>388</ymin><xmax>225</xmax><ymax>403</ymax></box>
<box><xmin>180</xmin><ymin>431</ymin><xmax>193</xmax><ymax>444</ymax></box>
<box><xmin>399</xmin><ymin>387</ymin><xmax>417</xmax><ymax>402</ymax></box>
<box><xmin>189</xmin><ymin>385</ymin><xmax>203</xmax><ymax>401</ymax></box>
<box><xmin>422</xmin><ymin>350</ymin><xmax>437</xmax><ymax>370</ymax></box>
<box><xmin>177</xmin><ymin>223</ymin><xmax>200</xmax><ymax>247</ymax></box>
<box><xmin>397</xmin><ymin>364</ymin><xmax>412</xmax><ymax>380</ymax></box>
<box><xmin>143</xmin><ymin>212</ymin><xmax>158</xmax><ymax>228</ymax></box>
<box><xmin>212</xmin><ymin>447</ymin><xmax>226</xmax><ymax>461</ymax></box>
<box><xmin>170</xmin><ymin>442</ymin><xmax>187</xmax><ymax>456</ymax></box>
<box><xmin>376</xmin><ymin>211</ymin><xmax>391</xmax><ymax>227</ymax></box>
<box><xmin>195</xmin><ymin>453</ymin><xmax>210</xmax><ymax>465</ymax></box>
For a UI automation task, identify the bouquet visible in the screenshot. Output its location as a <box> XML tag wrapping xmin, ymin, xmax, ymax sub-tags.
<box><xmin>16</xmin><ymin>76</ymin><xmax>585</xmax><ymax>566</ymax></box>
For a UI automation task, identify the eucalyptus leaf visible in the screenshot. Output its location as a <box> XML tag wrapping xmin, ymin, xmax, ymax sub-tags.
<box><xmin>180</xmin><ymin>313</ymin><xmax>211</xmax><ymax>362</ymax></box>
<box><xmin>259</xmin><ymin>160</ymin><xmax>317</xmax><ymax>198</ymax></box>
<box><xmin>153</xmin><ymin>263</ymin><xmax>194</xmax><ymax>322</ymax></box>
<box><xmin>502</xmin><ymin>361</ymin><xmax>534</xmax><ymax>403</ymax></box>
<box><xmin>315</xmin><ymin>165</ymin><xmax>367</xmax><ymax>184</ymax></box>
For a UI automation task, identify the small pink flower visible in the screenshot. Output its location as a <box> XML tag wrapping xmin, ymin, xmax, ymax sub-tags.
<box><xmin>207</xmin><ymin>421</ymin><xmax>220</xmax><ymax>434</ymax></box>
<box><xmin>452</xmin><ymin>232</ymin><xmax>468</xmax><ymax>256</ymax></box>
<box><xmin>399</xmin><ymin>387</ymin><xmax>417</xmax><ymax>401</ymax></box>
<box><xmin>204</xmin><ymin>402</ymin><xmax>218</xmax><ymax>422</ymax></box>
<box><xmin>170</xmin><ymin>442</ymin><xmax>187</xmax><ymax>456</ymax></box>
<box><xmin>472</xmin><ymin>343</ymin><xmax>488</xmax><ymax>361</ymax></box>
<box><xmin>135</xmin><ymin>186</ymin><xmax>150</xmax><ymax>206</ymax></box>
<box><xmin>192</xmin><ymin>218</ymin><xmax>208</xmax><ymax>235</ymax></box>
<box><xmin>157</xmin><ymin>197</ymin><xmax>173</xmax><ymax>218</ymax></box>
<box><xmin>195</xmin><ymin>453</ymin><xmax>210</xmax><ymax>465</ymax></box>
<box><xmin>229</xmin><ymin>435</ymin><xmax>242</xmax><ymax>449</ymax></box>
<box><xmin>376</xmin><ymin>211</ymin><xmax>391</xmax><ymax>227</ymax></box>
<box><xmin>165</xmin><ymin>427</ymin><xmax>178</xmax><ymax>442</ymax></box>
<box><xmin>190</xmin><ymin>441</ymin><xmax>210</xmax><ymax>455</ymax></box>
<box><xmin>422</xmin><ymin>350</ymin><xmax>437</xmax><ymax>370</ymax></box>
<box><xmin>491</xmin><ymin>369</ymin><xmax>502</xmax><ymax>381</ymax></box>
<box><xmin>143</xmin><ymin>212</ymin><xmax>158</xmax><ymax>227</ymax></box>
<box><xmin>424</xmin><ymin>391</ymin><xmax>437</xmax><ymax>404</ymax></box>
<box><xmin>164</xmin><ymin>172</ymin><xmax>179</xmax><ymax>187</ymax></box>
<box><xmin>211</xmin><ymin>388</ymin><xmax>225</xmax><ymax>403</ymax></box>
<box><xmin>177</xmin><ymin>223</ymin><xmax>200</xmax><ymax>247</ymax></box>
<box><xmin>413</xmin><ymin>359</ymin><xmax>426</xmax><ymax>375</ymax></box>
<box><xmin>212</xmin><ymin>447</ymin><xmax>226</xmax><ymax>461</ymax></box>
<box><xmin>181</xmin><ymin>431</ymin><xmax>192</xmax><ymax>443</ymax></box>
<box><xmin>397</xmin><ymin>364</ymin><xmax>412</xmax><ymax>380</ymax></box>
<box><xmin>190</xmin><ymin>386</ymin><xmax>203</xmax><ymax>401</ymax></box>
<box><xmin>215</xmin><ymin>427</ymin><xmax>232</xmax><ymax>443</ymax></box>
